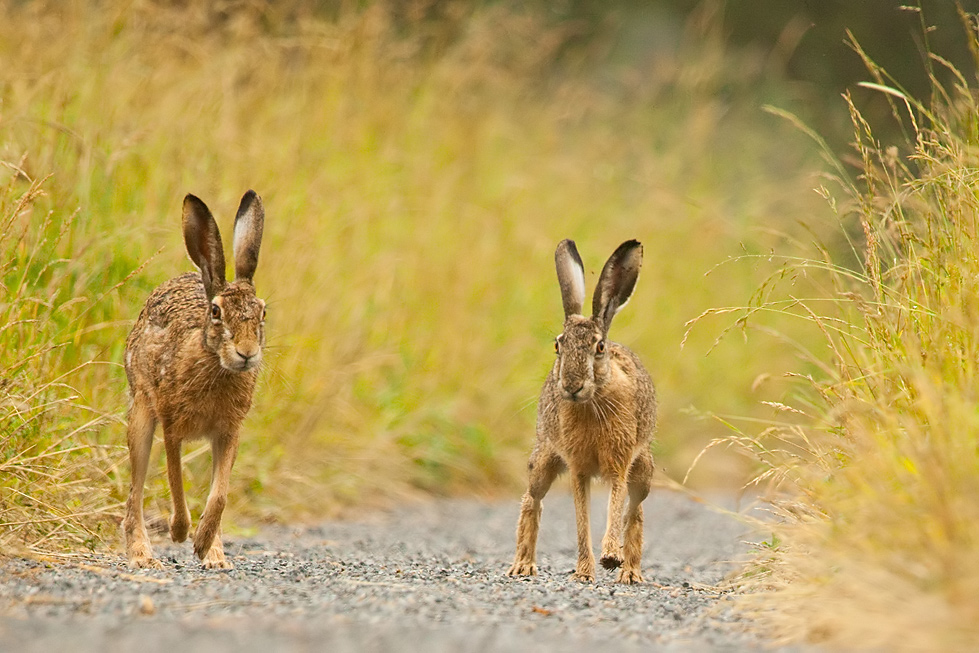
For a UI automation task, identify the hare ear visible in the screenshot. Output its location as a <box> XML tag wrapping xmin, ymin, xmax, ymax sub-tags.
<box><xmin>182</xmin><ymin>194</ymin><xmax>226</xmax><ymax>300</ymax></box>
<box><xmin>233</xmin><ymin>190</ymin><xmax>264</xmax><ymax>284</ymax></box>
<box><xmin>592</xmin><ymin>239</ymin><xmax>642</xmax><ymax>334</ymax></box>
<box><xmin>555</xmin><ymin>239</ymin><xmax>586</xmax><ymax>317</ymax></box>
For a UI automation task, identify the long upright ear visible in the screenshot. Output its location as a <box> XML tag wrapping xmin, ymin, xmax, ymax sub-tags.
<box><xmin>592</xmin><ymin>239</ymin><xmax>642</xmax><ymax>334</ymax></box>
<box><xmin>233</xmin><ymin>190</ymin><xmax>264</xmax><ymax>284</ymax></box>
<box><xmin>555</xmin><ymin>239</ymin><xmax>586</xmax><ymax>317</ymax></box>
<box><xmin>182</xmin><ymin>194</ymin><xmax>226</xmax><ymax>300</ymax></box>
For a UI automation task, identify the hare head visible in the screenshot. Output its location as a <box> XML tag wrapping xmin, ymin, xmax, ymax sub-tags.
<box><xmin>552</xmin><ymin>239</ymin><xmax>642</xmax><ymax>403</ymax></box>
<box><xmin>183</xmin><ymin>191</ymin><xmax>267</xmax><ymax>373</ymax></box>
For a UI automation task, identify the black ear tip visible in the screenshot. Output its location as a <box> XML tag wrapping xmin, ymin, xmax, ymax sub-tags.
<box><xmin>615</xmin><ymin>239</ymin><xmax>642</xmax><ymax>259</ymax></box>
<box><xmin>557</xmin><ymin>238</ymin><xmax>582</xmax><ymax>259</ymax></box>
<box><xmin>238</xmin><ymin>189</ymin><xmax>264</xmax><ymax>214</ymax></box>
<box><xmin>182</xmin><ymin>193</ymin><xmax>212</xmax><ymax>217</ymax></box>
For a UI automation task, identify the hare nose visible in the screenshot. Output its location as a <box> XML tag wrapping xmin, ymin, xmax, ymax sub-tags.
<box><xmin>564</xmin><ymin>382</ymin><xmax>585</xmax><ymax>398</ymax></box>
<box><xmin>236</xmin><ymin>348</ymin><xmax>258</xmax><ymax>361</ymax></box>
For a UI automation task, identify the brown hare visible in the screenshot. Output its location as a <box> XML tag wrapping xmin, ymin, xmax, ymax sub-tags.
<box><xmin>123</xmin><ymin>191</ymin><xmax>267</xmax><ymax>570</ymax></box>
<box><xmin>508</xmin><ymin>239</ymin><xmax>656</xmax><ymax>584</ymax></box>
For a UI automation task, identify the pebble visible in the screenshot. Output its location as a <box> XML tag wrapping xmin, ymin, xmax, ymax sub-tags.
<box><xmin>0</xmin><ymin>491</ymin><xmax>780</xmax><ymax>652</ymax></box>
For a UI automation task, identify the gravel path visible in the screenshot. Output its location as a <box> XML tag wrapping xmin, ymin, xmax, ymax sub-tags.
<box><xmin>0</xmin><ymin>489</ymin><xmax>773</xmax><ymax>651</ymax></box>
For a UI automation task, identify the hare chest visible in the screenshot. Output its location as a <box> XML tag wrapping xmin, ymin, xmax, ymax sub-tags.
<box><xmin>132</xmin><ymin>337</ymin><xmax>255</xmax><ymax>443</ymax></box>
<box><xmin>556</xmin><ymin>401</ymin><xmax>641</xmax><ymax>479</ymax></box>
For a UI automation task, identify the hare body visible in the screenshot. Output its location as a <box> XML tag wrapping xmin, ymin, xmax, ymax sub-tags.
<box><xmin>508</xmin><ymin>240</ymin><xmax>656</xmax><ymax>584</ymax></box>
<box><xmin>123</xmin><ymin>192</ymin><xmax>266</xmax><ymax>570</ymax></box>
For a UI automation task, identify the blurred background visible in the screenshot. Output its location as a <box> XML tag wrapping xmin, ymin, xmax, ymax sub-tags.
<box><xmin>2</xmin><ymin>0</ymin><xmax>977</xmax><ymax>546</ymax></box>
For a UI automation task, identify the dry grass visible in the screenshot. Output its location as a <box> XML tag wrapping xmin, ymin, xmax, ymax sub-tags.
<box><xmin>0</xmin><ymin>170</ymin><xmax>126</xmax><ymax>552</ymax></box>
<box><xmin>694</xmin><ymin>17</ymin><xmax>979</xmax><ymax>651</ymax></box>
<box><xmin>1</xmin><ymin>0</ymin><xmax>829</xmax><ymax>548</ymax></box>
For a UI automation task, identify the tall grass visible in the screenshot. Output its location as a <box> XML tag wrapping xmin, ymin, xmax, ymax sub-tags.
<box><xmin>1</xmin><ymin>0</ymin><xmax>829</xmax><ymax>546</ymax></box>
<box><xmin>699</xmin><ymin>17</ymin><xmax>979</xmax><ymax>651</ymax></box>
<box><xmin>0</xmin><ymin>167</ymin><xmax>129</xmax><ymax>552</ymax></box>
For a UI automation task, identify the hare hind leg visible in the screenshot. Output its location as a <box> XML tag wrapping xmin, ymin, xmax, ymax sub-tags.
<box><xmin>508</xmin><ymin>449</ymin><xmax>564</xmax><ymax>577</ymax></box>
<box><xmin>617</xmin><ymin>449</ymin><xmax>653</xmax><ymax>584</ymax></box>
<box><xmin>194</xmin><ymin>432</ymin><xmax>239</xmax><ymax>569</ymax></box>
<box><xmin>124</xmin><ymin>394</ymin><xmax>163</xmax><ymax>569</ymax></box>
<box><xmin>163</xmin><ymin>434</ymin><xmax>191</xmax><ymax>543</ymax></box>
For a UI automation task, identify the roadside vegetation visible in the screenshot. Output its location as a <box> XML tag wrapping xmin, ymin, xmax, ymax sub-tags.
<box><xmin>694</xmin><ymin>17</ymin><xmax>979</xmax><ymax>651</ymax></box>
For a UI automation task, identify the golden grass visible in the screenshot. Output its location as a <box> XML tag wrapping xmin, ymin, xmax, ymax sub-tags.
<box><xmin>0</xmin><ymin>171</ymin><xmax>125</xmax><ymax>551</ymax></box>
<box><xmin>1</xmin><ymin>0</ymin><xmax>830</xmax><ymax>547</ymax></box>
<box><xmin>703</xmin><ymin>20</ymin><xmax>979</xmax><ymax>651</ymax></box>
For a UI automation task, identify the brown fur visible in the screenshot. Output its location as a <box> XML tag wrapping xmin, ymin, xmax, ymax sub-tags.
<box><xmin>123</xmin><ymin>192</ymin><xmax>266</xmax><ymax>570</ymax></box>
<box><xmin>508</xmin><ymin>240</ymin><xmax>656</xmax><ymax>584</ymax></box>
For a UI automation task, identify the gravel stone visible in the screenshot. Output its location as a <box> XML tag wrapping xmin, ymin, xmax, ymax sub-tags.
<box><xmin>0</xmin><ymin>490</ymin><xmax>784</xmax><ymax>651</ymax></box>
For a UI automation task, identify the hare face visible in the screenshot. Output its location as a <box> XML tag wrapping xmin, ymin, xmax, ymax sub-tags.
<box><xmin>555</xmin><ymin>315</ymin><xmax>611</xmax><ymax>403</ymax></box>
<box><xmin>204</xmin><ymin>282</ymin><xmax>266</xmax><ymax>372</ymax></box>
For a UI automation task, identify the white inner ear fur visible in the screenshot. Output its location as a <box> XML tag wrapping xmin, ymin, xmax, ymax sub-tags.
<box><xmin>559</xmin><ymin>255</ymin><xmax>586</xmax><ymax>313</ymax></box>
<box><xmin>612</xmin><ymin>271</ymin><xmax>639</xmax><ymax>314</ymax></box>
<box><xmin>232</xmin><ymin>213</ymin><xmax>252</xmax><ymax>263</ymax></box>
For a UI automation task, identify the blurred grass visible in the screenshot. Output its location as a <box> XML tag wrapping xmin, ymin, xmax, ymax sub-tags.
<box><xmin>705</xmin><ymin>17</ymin><xmax>979</xmax><ymax>651</ymax></box>
<box><xmin>0</xmin><ymin>0</ymin><xmax>829</xmax><ymax>546</ymax></box>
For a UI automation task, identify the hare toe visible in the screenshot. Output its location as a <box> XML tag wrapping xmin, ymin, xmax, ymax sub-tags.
<box><xmin>507</xmin><ymin>561</ymin><xmax>538</xmax><ymax>577</ymax></box>
<box><xmin>127</xmin><ymin>541</ymin><xmax>163</xmax><ymax>570</ymax></box>
<box><xmin>202</xmin><ymin>556</ymin><xmax>234</xmax><ymax>570</ymax></box>
<box><xmin>128</xmin><ymin>554</ymin><xmax>164</xmax><ymax>570</ymax></box>
<box><xmin>202</xmin><ymin>546</ymin><xmax>233</xmax><ymax>570</ymax></box>
<box><xmin>571</xmin><ymin>569</ymin><xmax>596</xmax><ymax>583</ymax></box>
<box><xmin>616</xmin><ymin>568</ymin><xmax>644</xmax><ymax>584</ymax></box>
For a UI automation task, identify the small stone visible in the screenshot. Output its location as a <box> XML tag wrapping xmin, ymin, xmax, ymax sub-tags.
<box><xmin>139</xmin><ymin>595</ymin><xmax>155</xmax><ymax>616</ymax></box>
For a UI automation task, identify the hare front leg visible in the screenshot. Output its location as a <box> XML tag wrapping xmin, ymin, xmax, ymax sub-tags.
<box><xmin>123</xmin><ymin>395</ymin><xmax>163</xmax><ymax>569</ymax></box>
<box><xmin>163</xmin><ymin>434</ymin><xmax>191</xmax><ymax>543</ymax></box>
<box><xmin>570</xmin><ymin>471</ymin><xmax>596</xmax><ymax>582</ymax></box>
<box><xmin>600</xmin><ymin>472</ymin><xmax>628</xmax><ymax>570</ymax></box>
<box><xmin>617</xmin><ymin>449</ymin><xmax>653</xmax><ymax>584</ymax></box>
<box><xmin>203</xmin><ymin>529</ymin><xmax>228</xmax><ymax>569</ymax></box>
<box><xmin>194</xmin><ymin>432</ymin><xmax>239</xmax><ymax>569</ymax></box>
<box><xmin>508</xmin><ymin>450</ymin><xmax>564</xmax><ymax>577</ymax></box>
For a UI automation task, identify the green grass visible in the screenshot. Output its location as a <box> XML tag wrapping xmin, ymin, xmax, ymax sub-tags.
<box><xmin>0</xmin><ymin>171</ymin><xmax>127</xmax><ymax>551</ymax></box>
<box><xmin>0</xmin><ymin>1</ymin><xmax>830</xmax><ymax>547</ymax></box>
<box><xmin>697</xmin><ymin>22</ymin><xmax>979</xmax><ymax>651</ymax></box>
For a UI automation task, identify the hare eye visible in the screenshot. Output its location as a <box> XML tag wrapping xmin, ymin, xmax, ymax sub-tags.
<box><xmin>596</xmin><ymin>340</ymin><xmax>606</xmax><ymax>355</ymax></box>
<box><xmin>210</xmin><ymin>304</ymin><xmax>221</xmax><ymax>321</ymax></box>
<box><xmin>261</xmin><ymin>307</ymin><xmax>267</xmax><ymax>321</ymax></box>
<box><xmin>554</xmin><ymin>339</ymin><xmax>560</xmax><ymax>354</ymax></box>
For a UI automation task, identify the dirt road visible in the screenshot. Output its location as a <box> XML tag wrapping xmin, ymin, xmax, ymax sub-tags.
<box><xmin>0</xmin><ymin>489</ymin><xmax>772</xmax><ymax>651</ymax></box>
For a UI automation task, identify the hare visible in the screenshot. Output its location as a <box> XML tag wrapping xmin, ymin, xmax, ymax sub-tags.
<box><xmin>123</xmin><ymin>191</ymin><xmax>267</xmax><ymax>570</ymax></box>
<box><xmin>508</xmin><ymin>239</ymin><xmax>656</xmax><ymax>584</ymax></box>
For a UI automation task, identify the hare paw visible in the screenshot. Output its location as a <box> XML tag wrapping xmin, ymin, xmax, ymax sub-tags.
<box><xmin>600</xmin><ymin>554</ymin><xmax>623</xmax><ymax>570</ymax></box>
<box><xmin>507</xmin><ymin>561</ymin><xmax>538</xmax><ymax>577</ymax></box>
<box><xmin>571</xmin><ymin>569</ymin><xmax>595</xmax><ymax>583</ymax></box>
<box><xmin>127</xmin><ymin>541</ymin><xmax>163</xmax><ymax>570</ymax></box>
<box><xmin>616</xmin><ymin>568</ymin><xmax>644</xmax><ymax>584</ymax></box>
<box><xmin>202</xmin><ymin>556</ymin><xmax>234</xmax><ymax>570</ymax></box>
<box><xmin>128</xmin><ymin>554</ymin><xmax>164</xmax><ymax>570</ymax></box>
<box><xmin>202</xmin><ymin>545</ymin><xmax>233</xmax><ymax>570</ymax></box>
<box><xmin>169</xmin><ymin>512</ymin><xmax>191</xmax><ymax>543</ymax></box>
